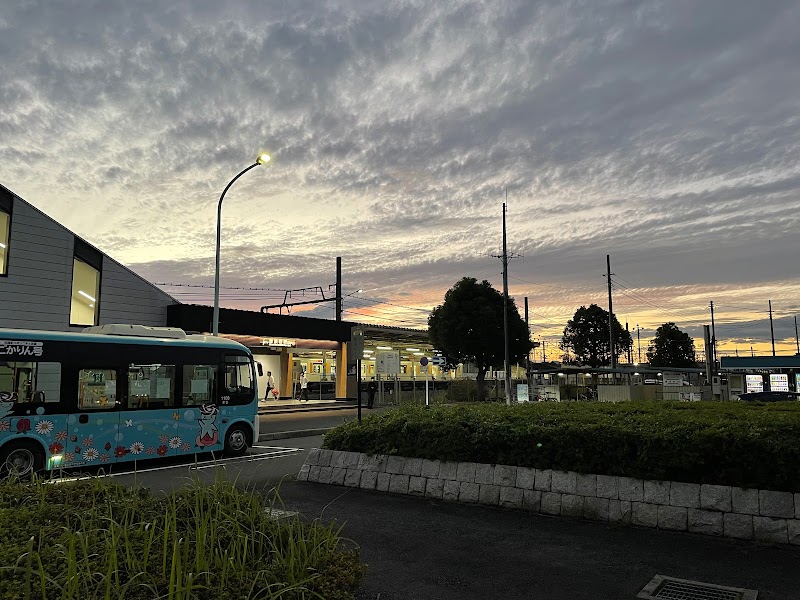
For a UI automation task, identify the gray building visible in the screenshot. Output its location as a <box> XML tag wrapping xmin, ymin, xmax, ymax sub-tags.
<box><xmin>0</xmin><ymin>184</ymin><xmax>177</xmax><ymax>331</ymax></box>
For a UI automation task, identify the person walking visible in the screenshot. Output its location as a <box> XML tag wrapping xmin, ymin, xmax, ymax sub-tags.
<box><xmin>300</xmin><ymin>371</ymin><xmax>309</xmax><ymax>401</ymax></box>
<box><xmin>264</xmin><ymin>371</ymin><xmax>276</xmax><ymax>400</ymax></box>
<box><xmin>366</xmin><ymin>377</ymin><xmax>377</xmax><ymax>409</ymax></box>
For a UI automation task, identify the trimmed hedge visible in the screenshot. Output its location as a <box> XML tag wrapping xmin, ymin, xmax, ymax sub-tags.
<box><xmin>323</xmin><ymin>401</ymin><xmax>800</xmax><ymax>492</ymax></box>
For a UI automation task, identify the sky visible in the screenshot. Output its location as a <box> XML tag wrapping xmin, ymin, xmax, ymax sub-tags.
<box><xmin>2</xmin><ymin>0</ymin><xmax>800</xmax><ymax>359</ymax></box>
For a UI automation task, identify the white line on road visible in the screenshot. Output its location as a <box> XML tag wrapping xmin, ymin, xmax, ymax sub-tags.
<box><xmin>48</xmin><ymin>448</ymin><xmax>304</xmax><ymax>482</ymax></box>
<box><xmin>189</xmin><ymin>449</ymin><xmax>302</xmax><ymax>470</ymax></box>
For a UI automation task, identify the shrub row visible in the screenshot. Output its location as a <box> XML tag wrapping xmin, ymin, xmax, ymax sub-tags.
<box><xmin>0</xmin><ymin>477</ymin><xmax>364</xmax><ymax>600</ymax></box>
<box><xmin>323</xmin><ymin>401</ymin><xmax>800</xmax><ymax>492</ymax></box>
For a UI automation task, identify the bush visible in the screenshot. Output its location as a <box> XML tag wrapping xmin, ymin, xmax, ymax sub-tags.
<box><xmin>323</xmin><ymin>401</ymin><xmax>800</xmax><ymax>492</ymax></box>
<box><xmin>0</xmin><ymin>477</ymin><xmax>365</xmax><ymax>600</ymax></box>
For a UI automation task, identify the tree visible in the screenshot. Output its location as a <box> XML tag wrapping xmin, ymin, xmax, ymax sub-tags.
<box><xmin>428</xmin><ymin>277</ymin><xmax>532</xmax><ymax>401</ymax></box>
<box><xmin>560</xmin><ymin>304</ymin><xmax>632</xmax><ymax>367</ymax></box>
<box><xmin>646</xmin><ymin>322</ymin><xmax>697</xmax><ymax>367</ymax></box>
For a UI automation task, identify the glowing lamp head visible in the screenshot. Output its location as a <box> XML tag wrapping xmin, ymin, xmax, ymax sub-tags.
<box><xmin>256</xmin><ymin>152</ymin><xmax>271</xmax><ymax>165</ymax></box>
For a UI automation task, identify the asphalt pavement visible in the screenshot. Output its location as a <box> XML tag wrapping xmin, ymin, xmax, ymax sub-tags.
<box><xmin>48</xmin><ymin>427</ymin><xmax>800</xmax><ymax>600</ymax></box>
<box><xmin>278</xmin><ymin>481</ymin><xmax>800</xmax><ymax>600</ymax></box>
<box><xmin>258</xmin><ymin>406</ymin><xmax>386</xmax><ymax>438</ymax></box>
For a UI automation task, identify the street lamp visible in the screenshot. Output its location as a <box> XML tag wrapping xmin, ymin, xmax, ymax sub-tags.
<box><xmin>213</xmin><ymin>153</ymin><xmax>271</xmax><ymax>336</ymax></box>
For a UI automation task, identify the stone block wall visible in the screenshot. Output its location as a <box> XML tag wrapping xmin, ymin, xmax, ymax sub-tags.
<box><xmin>298</xmin><ymin>449</ymin><xmax>800</xmax><ymax>545</ymax></box>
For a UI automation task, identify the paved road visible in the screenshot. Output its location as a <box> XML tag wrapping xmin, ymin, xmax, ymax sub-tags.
<box><xmin>51</xmin><ymin>438</ymin><xmax>800</xmax><ymax>599</ymax></box>
<box><xmin>279</xmin><ymin>482</ymin><xmax>800</xmax><ymax>600</ymax></box>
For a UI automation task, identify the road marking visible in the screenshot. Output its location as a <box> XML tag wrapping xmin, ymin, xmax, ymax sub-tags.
<box><xmin>47</xmin><ymin>447</ymin><xmax>304</xmax><ymax>482</ymax></box>
<box><xmin>190</xmin><ymin>449</ymin><xmax>302</xmax><ymax>470</ymax></box>
<box><xmin>253</xmin><ymin>444</ymin><xmax>304</xmax><ymax>451</ymax></box>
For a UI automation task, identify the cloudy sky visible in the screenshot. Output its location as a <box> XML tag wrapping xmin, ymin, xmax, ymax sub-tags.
<box><xmin>2</xmin><ymin>0</ymin><xmax>800</xmax><ymax>358</ymax></box>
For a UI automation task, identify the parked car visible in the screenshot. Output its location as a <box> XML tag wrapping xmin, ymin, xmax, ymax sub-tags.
<box><xmin>736</xmin><ymin>391</ymin><xmax>800</xmax><ymax>402</ymax></box>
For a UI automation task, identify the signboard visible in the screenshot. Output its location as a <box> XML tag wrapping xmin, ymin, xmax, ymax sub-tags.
<box><xmin>376</xmin><ymin>351</ymin><xmax>401</xmax><ymax>375</ymax></box>
<box><xmin>745</xmin><ymin>374</ymin><xmax>764</xmax><ymax>393</ymax></box>
<box><xmin>260</xmin><ymin>338</ymin><xmax>295</xmax><ymax>348</ymax></box>
<box><xmin>419</xmin><ymin>356</ymin><xmax>428</xmax><ymax>374</ymax></box>
<box><xmin>350</xmin><ymin>327</ymin><xmax>364</xmax><ymax>358</ymax></box>
<box><xmin>517</xmin><ymin>384</ymin><xmax>529</xmax><ymax>403</ymax></box>
<box><xmin>663</xmin><ymin>375</ymin><xmax>685</xmax><ymax>387</ymax></box>
<box><xmin>432</xmin><ymin>355</ymin><xmax>446</xmax><ymax>367</ymax></box>
<box><xmin>769</xmin><ymin>374</ymin><xmax>789</xmax><ymax>392</ymax></box>
<box><xmin>0</xmin><ymin>340</ymin><xmax>44</xmax><ymax>357</ymax></box>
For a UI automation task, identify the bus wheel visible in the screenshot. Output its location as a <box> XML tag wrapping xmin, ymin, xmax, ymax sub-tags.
<box><xmin>224</xmin><ymin>425</ymin><xmax>250</xmax><ymax>457</ymax></box>
<box><xmin>0</xmin><ymin>443</ymin><xmax>44</xmax><ymax>478</ymax></box>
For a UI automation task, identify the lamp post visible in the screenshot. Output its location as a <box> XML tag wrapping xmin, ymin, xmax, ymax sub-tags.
<box><xmin>213</xmin><ymin>153</ymin><xmax>271</xmax><ymax>336</ymax></box>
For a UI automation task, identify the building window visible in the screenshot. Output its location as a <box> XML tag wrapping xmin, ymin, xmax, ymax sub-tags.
<box><xmin>70</xmin><ymin>258</ymin><xmax>100</xmax><ymax>326</ymax></box>
<box><xmin>0</xmin><ymin>191</ymin><xmax>11</xmax><ymax>276</ymax></box>
<box><xmin>70</xmin><ymin>237</ymin><xmax>103</xmax><ymax>327</ymax></box>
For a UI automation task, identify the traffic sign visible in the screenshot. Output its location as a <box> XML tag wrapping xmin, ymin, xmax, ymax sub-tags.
<box><xmin>419</xmin><ymin>356</ymin><xmax>428</xmax><ymax>374</ymax></box>
<box><xmin>419</xmin><ymin>356</ymin><xmax>429</xmax><ymax>366</ymax></box>
<box><xmin>432</xmin><ymin>355</ymin><xmax>446</xmax><ymax>367</ymax></box>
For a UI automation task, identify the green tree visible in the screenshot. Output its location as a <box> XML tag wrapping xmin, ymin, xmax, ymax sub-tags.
<box><xmin>428</xmin><ymin>277</ymin><xmax>532</xmax><ymax>401</ymax></box>
<box><xmin>560</xmin><ymin>304</ymin><xmax>632</xmax><ymax>367</ymax></box>
<box><xmin>646</xmin><ymin>322</ymin><xmax>697</xmax><ymax>367</ymax></box>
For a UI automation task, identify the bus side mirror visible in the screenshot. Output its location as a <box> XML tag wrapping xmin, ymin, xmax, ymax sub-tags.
<box><xmin>256</xmin><ymin>363</ymin><xmax>263</xmax><ymax>377</ymax></box>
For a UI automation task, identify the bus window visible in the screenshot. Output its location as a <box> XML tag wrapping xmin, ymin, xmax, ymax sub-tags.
<box><xmin>0</xmin><ymin>361</ymin><xmax>61</xmax><ymax>404</ymax></box>
<box><xmin>224</xmin><ymin>356</ymin><xmax>255</xmax><ymax>405</ymax></box>
<box><xmin>182</xmin><ymin>365</ymin><xmax>217</xmax><ymax>406</ymax></box>
<box><xmin>127</xmin><ymin>364</ymin><xmax>176</xmax><ymax>409</ymax></box>
<box><xmin>78</xmin><ymin>369</ymin><xmax>118</xmax><ymax>410</ymax></box>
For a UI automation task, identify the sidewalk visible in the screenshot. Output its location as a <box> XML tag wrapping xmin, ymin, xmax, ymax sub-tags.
<box><xmin>258</xmin><ymin>398</ymin><xmax>357</xmax><ymax>414</ymax></box>
<box><xmin>278</xmin><ymin>481</ymin><xmax>800</xmax><ymax>600</ymax></box>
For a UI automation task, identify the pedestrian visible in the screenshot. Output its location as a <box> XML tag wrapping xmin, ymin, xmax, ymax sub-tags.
<box><xmin>366</xmin><ymin>377</ymin><xmax>377</xmax><ymax>409</ymax></box>
<box><xmin>300</xmin><ymin>371</ymin><xmax>309</xmax><ymax>401</ymax></box>
<box><xmin>264</xmin><ymin>371</ymin><xmax>276</xmax><ymax>400</ymax></box>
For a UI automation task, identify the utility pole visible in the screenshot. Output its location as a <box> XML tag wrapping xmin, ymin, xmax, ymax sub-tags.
<box><xmin>335</xmin><ymin>257</ymin><xmax>342</xmax><ymax>321</ymax></box>
<box><xmin>769</xmin><ymin>300</ymin><xmax>776</xmax><ymax>357</ymax></box>
<box><xmin>501</xmin><ymin>200</ymin><xmax>511</xmax><ymax>405</ymax></box>
<box><xmin>542</xmin><ymin>339</ymin><xmax>546</xmax><ymax>362</ymax></box>
<box><xmin>606</xmin><ymin>255</ymin><xmax>616</xmax><ymax>371</ymax></box>
<box><xmin>795</xmin><ymin>316</ymin><xmax>799</xmax><ymax>354</ymax></box>
<box><xmin>709</xmin><ymin>301</ymin><xmax>717</xmax><ymax>367</ymax></box>
<box><xmin>626</xmin><ymin>322</ymin><xmax>632</xmax><ymax>364</ymax></box>
<box><xmin>489</xmin><ymin>192</ymin><xmax>521</xmax><ymax>405</ymax></box>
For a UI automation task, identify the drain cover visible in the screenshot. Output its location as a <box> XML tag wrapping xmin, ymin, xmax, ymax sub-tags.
<box><xmin>264</xmin><ymin>507</ymin><xmax>298</xmax><ymax>521</ymax></box>
<box><xmin>638</xmin><ymin>575</ymin><xmax>757</xmax><ymax>600</ymax></box>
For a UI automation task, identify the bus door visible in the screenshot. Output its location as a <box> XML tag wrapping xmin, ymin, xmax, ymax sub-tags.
<box><xmin>117</xmin><ymin>363</ymin><xmax>182</xmax><ymax>462</ymax></box>
<box><xmin>68</xmin><ymin>367</ymin><xmax>122</xmax><ymax>468</ymax></box>
<box><xmin>177</xmin><ymin>363</ymin><xmax>221</xmax><ymax>455</ymax></box>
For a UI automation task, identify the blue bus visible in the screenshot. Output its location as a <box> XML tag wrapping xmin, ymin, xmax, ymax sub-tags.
<box><xmin>0</xmin><ymin>325</ymin><xmax>260</xmax><ymax>476</ymax></box>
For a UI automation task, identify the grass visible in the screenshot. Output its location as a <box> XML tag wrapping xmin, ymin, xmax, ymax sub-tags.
<box><xmin>0</xmin><ymin>475</ymin><xmax>365</xmax><ymax>600</ymax></box>
<box><xmin>323</xmin><ymin>401</ymin><xmax>800</xmax><ymax>492</ymax></box>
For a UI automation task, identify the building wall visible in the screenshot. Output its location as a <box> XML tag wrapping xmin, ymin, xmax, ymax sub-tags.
<box><xmin>0</xmin><ymin>192</ymin><xmax>176</xmax><ymax>332</ymax></box>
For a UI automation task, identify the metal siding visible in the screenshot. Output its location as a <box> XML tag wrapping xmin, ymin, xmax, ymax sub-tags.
<box><xmin>98</xmin><ymin>260</ymin><xmax>174</xmax><ymax>327</ymax></box>
<box><xmin>0</xmin><ymin>196</ymin><xmax>177</xmax><ymax>331</ymax></box>
<box><xmin>0</xmin><ymin>201</ymin><xmax>73</xmax><ymax>331</ymax></box>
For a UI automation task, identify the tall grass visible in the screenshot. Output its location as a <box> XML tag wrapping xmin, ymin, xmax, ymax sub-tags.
<box><xmin>0</xmin><ymin>475</ymin><xmax>364</xmax><ymax>600</ymax></box>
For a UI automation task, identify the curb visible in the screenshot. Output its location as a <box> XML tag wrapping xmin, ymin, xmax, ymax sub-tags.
<box><xmin>258</xmin><ymin>404</ymin><xmax>359</xmax><ymax>415</ymax></box>
<box><xmin>258</xmin><ymin>428</ymin><xmax>333</xmax><ymax>441</ymax></box>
